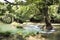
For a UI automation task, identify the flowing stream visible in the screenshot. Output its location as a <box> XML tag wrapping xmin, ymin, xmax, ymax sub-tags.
<box><xmin>0</xmin><ymin>22</ymin><xmax>60</xmax><ymax>40</ymax></box>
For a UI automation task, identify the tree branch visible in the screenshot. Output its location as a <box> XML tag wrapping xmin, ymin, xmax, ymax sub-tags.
<box><xmin>4</xmin><ymin>0</ymin><xmax>20</xmax><ymax>5</ymax></box>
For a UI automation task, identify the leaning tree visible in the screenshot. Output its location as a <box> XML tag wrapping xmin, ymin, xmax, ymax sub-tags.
<box><xmin>42</xmin><ymin>0</ymin><xmax>59</xmax><ymax>30</ymax></box>
<box><xmin>4</xmin><ymin>0</ymin><xmax>59</xmax><ymax>30</ymax></box>
<box><xmin>25</xmin><ymin>0</ymin><xmax>59</xmax><ymax>30</ymax></box>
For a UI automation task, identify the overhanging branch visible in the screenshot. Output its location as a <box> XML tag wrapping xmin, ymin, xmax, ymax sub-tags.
<box><xmin>4</xmin><ymin>0</ymin><xmax>20</xmax><ymax>5</ymax></box>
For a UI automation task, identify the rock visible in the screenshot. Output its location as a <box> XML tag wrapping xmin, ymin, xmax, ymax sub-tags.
<box><xmin>10</xmin><ymin>22</ymin><xmax>23</xmax><ymax>28</ymax></box>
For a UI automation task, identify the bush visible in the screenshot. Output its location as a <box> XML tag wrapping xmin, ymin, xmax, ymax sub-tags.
<box><xmin>2</xmin><ymin>16</ymin><xmax>12</xmax><ymax>24</ymax></box>
<box><xmin>49</xmin><ymin>5</ymin><xmax>58</xmax><ymax>17</ymax></box>
<box><xmin>30</xmin><ymin>15</ymin><xmax>44</xmax><ymax>22</ymax></box>
<box><xmin>0</xmin><ymin>3</ymin><xmax>40</xmax><ymax>23</ymax></box>
<box><xmin>12</xmin><ymin>4</ymin><xmax>40</xmax><ymax>22</ymax></box>
<box><xmin>54</xmin><ymin>15</ymin><xmax>60</xmax><ymax>23</ymax></box>
<box><xmin>49</xmin><ymin>5</ymin><xmax>60</xmax><ymax>23</ymax></box>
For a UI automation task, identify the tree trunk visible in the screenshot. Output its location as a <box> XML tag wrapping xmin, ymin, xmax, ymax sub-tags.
<box><xmin>44</xmin><ymin>5</ymin><xmax>53</xmax><ymax>30</ymax></box>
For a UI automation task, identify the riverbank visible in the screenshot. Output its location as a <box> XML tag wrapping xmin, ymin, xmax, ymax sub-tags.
<box><xmin>0</xmin><ymin>22</ymin><xmax>60</xmax><ymax>40</ymax></box>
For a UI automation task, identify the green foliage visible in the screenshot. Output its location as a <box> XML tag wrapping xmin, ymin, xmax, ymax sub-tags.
<box><xmin>33</xmin><ymin>15</ymin><xmax>44</xmax><ymax>21</ymax></box>
<box><xmin>1</xmin><ymin>11</ymin><xmax>12</xmax><ymax>23</ymax></box>
<box><xmin>2</xmin><ymin>16</ymin><xmax>12</xmax><ymax>23</ymax></box>
<box><xmin>49</xmin><ymin>5</ymin><xmax>59</xmax><ymax>16</ymax></box>
<box><xmin>0</xmin><ymin>4</ymin><xmax>6</xmax><ymax>15</ymax></box>
<box><xmin>0</xmin><ymin>0</ymin><xmax>60</xmax><ymax>23</ymax></box>
<box><xmin>0</xmin><ymin>3</ymin><xmax>40</xmax><ymax>23</ymax></box>
<box><xmin>49</xmin><ymin>5</ymin><xmax>58</xmax><ymax>18</ymax></box>
<box><xmin>12</xmin><ymin>4</ymin><xmax>40</xmax><ymax>22</ymax></box>
<box><xmin>55</xmin><ymin>15</ymin><xmax>60</xmax><ymax>20</ymax></box>
<box><xmin>0</xmin><ymin>0</ymin><xmax>60</xmax><ymax>39</ymax></box>
<box><xmin>49</xmin><ymin>5</ymin><xmax>60</xmax><ymax>22</ymax></box>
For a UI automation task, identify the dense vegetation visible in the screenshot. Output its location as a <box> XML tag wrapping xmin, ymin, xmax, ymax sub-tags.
<box><xmin>0</xmin><ymin>0</ymin><xmax>60</xmax><ymax>23</ymax></box>
<box><xmin>0</xmin><ymin>0</ymin><xmax>60</xmax><ymax>40</ymax></box>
